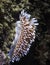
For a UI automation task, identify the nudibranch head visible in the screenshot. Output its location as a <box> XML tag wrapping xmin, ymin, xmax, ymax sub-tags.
<box><xmin>8</xmin><ymin>10</ymin><xmax>38</xmax><ymax>62</ymax></box>
<box><xmin>21</xmin><ymin>10</ymin><xmax>31</xmax><ymax>19</ymax></box>
<box><xmin>20</xmin><ymin>10</ymin><xmax>31</xmax><ymax>22</ymax></box>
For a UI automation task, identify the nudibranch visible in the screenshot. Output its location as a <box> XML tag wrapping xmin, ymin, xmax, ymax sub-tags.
<box><xmin>8</xmin><ymin>10</ymin><xmax>38</xmax><ymax>62</ymax></box>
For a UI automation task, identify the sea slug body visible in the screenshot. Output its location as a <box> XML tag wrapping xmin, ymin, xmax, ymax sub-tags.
<box><xmin>8</xmin><ymin>10</ymin><xmax>38</xmax><ymax>62</ymax></box>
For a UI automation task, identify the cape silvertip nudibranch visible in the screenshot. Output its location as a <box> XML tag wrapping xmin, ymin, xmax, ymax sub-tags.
<box><xmin>8</xmin><ymin>10</ymin><xmax>39</xmax><ymax>62</ymax></box>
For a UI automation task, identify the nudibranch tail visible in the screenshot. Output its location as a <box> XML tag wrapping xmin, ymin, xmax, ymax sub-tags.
<box><xmin>8</xmin><ymin>10</ymin><xmax>38</xmax><ymax>62</ymax></box>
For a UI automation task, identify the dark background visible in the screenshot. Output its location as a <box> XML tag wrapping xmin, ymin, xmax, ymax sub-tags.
<box><xmin>0</xmin><ymin>0</ymin><xmax>50</xmax><ymax>65</ymax></box>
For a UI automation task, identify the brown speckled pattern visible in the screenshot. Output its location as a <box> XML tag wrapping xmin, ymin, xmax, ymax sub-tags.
<box><xmin>11</xmin><ymin>17</ymin><xmax>36</xmax><ymax>61</ymax></box>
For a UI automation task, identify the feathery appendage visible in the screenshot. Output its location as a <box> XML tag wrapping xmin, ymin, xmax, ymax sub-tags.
<box><xmin>8</xmin><ymin>10</ymin><xmax>38</xmax><ymax>62</ymax></box>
